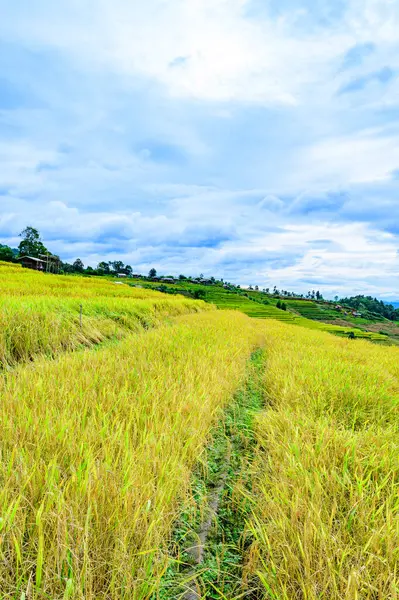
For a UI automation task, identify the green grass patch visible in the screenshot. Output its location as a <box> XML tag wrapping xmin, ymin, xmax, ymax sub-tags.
<box><xmin>156</xmin><ymin>349</ymin><xmax>265</xmax><ymax>599</ymax></box>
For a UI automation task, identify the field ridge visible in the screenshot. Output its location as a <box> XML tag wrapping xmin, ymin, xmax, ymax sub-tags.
<box><xmin>157</xmin><ymin>348</ymin><xmax>265</xmax><ymax>599</ymax></box>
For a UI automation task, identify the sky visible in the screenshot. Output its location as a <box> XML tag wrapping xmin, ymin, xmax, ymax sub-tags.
<box><xmin>1</xmin><ymin>0</ymin><xmax>399</xmax><ymax>298</ymax></box>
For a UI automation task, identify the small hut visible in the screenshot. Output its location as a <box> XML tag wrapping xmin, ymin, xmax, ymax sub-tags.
<box><xmin>38</xmin><ymin>254</ymin><xmax>61</xmax><ymax>274</ymax></box>
<box><xmin>17</xmin><ymin>256</ymin><xmax>46</xmax><ymax>271</ymax></box>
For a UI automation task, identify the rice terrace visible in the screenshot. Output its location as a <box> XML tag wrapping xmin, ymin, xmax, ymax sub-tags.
<box><xmin>1</xmin><ymin>241</ymin><xmax>399</xmax><ymax>599</ymax></box>
<box><xmin>2</xmin><ymin>1</ymin><xmax>399</xmax><ymax>597</ymax></box>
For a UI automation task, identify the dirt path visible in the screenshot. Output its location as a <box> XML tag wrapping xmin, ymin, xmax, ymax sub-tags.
<box><xmin>156</xmin><ymin>349</ymin><xmax>265</xmax><ymax>600</ymax></box>
<box><xmin>182</xmin><ymin>461</ymin><xmax>229</xmax><ymax>600</ymax></box>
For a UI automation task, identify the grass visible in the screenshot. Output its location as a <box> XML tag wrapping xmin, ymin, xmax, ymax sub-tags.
<box><xmin>245</xmin><ymin>320</ymin><xmax>399</xmax><ymax>599</ymax></box>
<box><xmin>0</xmin><ymin>262</ymin><xmax>208</xmax><ymax>367</ymax></box>
<box><xmin>0</xmin><ymin>310</ymin><xmax>264</xmax><ymax>599</ymax></box>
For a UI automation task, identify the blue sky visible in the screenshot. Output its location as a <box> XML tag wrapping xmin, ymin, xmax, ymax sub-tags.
<box><xmin>1</xmin><ymin>0</ymin><xmax>399</xmax><ymax>297</ymax></box>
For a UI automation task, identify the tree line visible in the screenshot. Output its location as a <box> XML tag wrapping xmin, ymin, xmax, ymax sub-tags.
<box><xmin>1</xmin><ymin>227</ymin><xmax>57</xmax><ymax>263</ymax></box>
<box><xmin>339</xmin><ymin>295</ymin><xmax>399</xmax><ymax>321</ymax></box>
<box><xmin>4</xmin><ymin>227</ymin><xmax>399</xmax><ymax>321</ymax></box>
<box><xmin>0</xmin><ymin>227</ymin><xmax>136</xmax><ymax>276</ymax></box>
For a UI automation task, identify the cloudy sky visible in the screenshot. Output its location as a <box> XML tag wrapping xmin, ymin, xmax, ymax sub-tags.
<box><xmin>1</xmin><ymin>0</ymin><xmax>399</xmax><ymax>297</ymax></box>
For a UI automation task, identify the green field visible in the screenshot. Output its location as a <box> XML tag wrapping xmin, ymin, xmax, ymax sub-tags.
<box><xmin>130</xmin><ymin>279</ymin><xmax>389</xmax><ymax>343</ymax></box>
<box><xmin>284</xmin><ymin>298</ymin><xmax>342</xmax><ymax>320</ymax></box>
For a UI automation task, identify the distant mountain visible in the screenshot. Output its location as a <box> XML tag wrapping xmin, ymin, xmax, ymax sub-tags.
<box><xmin>0</xmin><ymin>243</ymin><xmax>18</xmax><ymax>256</ymax></box>
<box><xmin>390</xmin><ymin>302</ymin><xmax>399</xmax><ymax>309</ymax></box>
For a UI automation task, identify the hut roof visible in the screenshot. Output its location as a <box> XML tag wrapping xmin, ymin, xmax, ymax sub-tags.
<box><xmin>17</xmin><ymin>256</ymin><xmax>46</xmax><ymax>263</ymax></box>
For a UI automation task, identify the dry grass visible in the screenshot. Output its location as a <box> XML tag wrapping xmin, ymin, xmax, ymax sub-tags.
<box><xmin>0</xmin><ymin>262</ymin><xmax>208</xmax><ymax>367</ymax></box>
<box><xmin>246</xmin><ymin>320</ymin><xmax>399</xmax><ymax>599</ymax></box>
<box><xmin>0</xmin><ymin>310</ymin><xmax>263</xmax><ymax>599</ymax></box>
<box><xmin>7</xmin><ymin>262</ymin><xmax>399</xmax><ymax>599</ymax></box>
<box><xmin>0</xmin><ymin>262</ymin><xmax>162</xmax><ymax>299</ymax></box>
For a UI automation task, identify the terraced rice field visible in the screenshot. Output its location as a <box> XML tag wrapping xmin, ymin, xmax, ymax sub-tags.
<box><xmin>245</xmin><ymin>320</ymin><xmax>399</xmax><ymax>599</ymax></box>
<box><xmin>0</xmin><ymin>262</ymin><xmax>208</xmax><ymax>367</ymax></box>
<box><xmin>198</xmin><ymin>289</ymin><xmax>387</xmax><ymax>342</ymax></box>
<box><xmin>2</xmin><ymin>265</ymin><xmax>399</xmax><ymax>598</ymax></box>
<box><xmin>285</xmin><ymin>298</ymin><xmax>341</xmax><ymax>320</ymax></box>
<box><xmin>0</xmin><ymin>309</ymin><xmax>262</xmax><ymax>598</ymax></box>
<box><xmin>131</xmin><ymin>281</ymin><xmax>302</xmax><ymax>322</ymax></box>
<box><xmin>130</xmin><ymin>280</ymin><xmax>389</xmax><ymax>343</ymax></box>
<box><xmin>198</xmin><ymin>288</ymin><xmax>298</xmax><ymax>322</ymax></box>
<box><xmin>295</xmin><ymin>316</ymin><xmax>388</xmax><ymax>342</ymax></box>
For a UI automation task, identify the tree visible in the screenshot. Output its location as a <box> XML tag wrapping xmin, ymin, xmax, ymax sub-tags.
<box><xmin>125</xmin><ymin>265</ymin><xmax>133</xmax><ymax>276</ymax></box>
<box><xmin>0</xmin><ymin>245</ymin><xmax>16</xmax><ymax>262</ymax></box>
<box><xmin>194</xmin><ymin>289</ymin><xmax>206</xmax><ymax>300</ymax></box>
<box><xmin>339</xmin><ymin>294</ymin><xmax>399</xmax><ymax>321</ymax></box>
<box><xmin>148</xmin><ymin>268</ymin><xmax>157</xmax><ymax>278</ymax></box>
<box><xmin>60</xmin><ymin>262</ymin><xmax>74</xmax><ymax>273</ymax></box>
<box><xmin>255</xmin><ymin>285</ymin><xmax>259</xmax><ymax>291</ymax></box>
<box><xmin>73</xmin><ymin>258</ymin><xmax>84</xmax><ymax>273</ymax></box>
<box><xmin>276</xmin><ymin>300</ymin><xmax>281</xmax><ymax>309</ymax></box>
<box><xmin>18</xmin><ymin>226</ymin><xmax>48</xmax><ymax>258</ymax></box>
<box><xmin>334</xmin><ymin>295</ymin><xmax>339</xmax><ymax>303</ymax></box>
<box><xmin>97</xmin><ymin>261</ymin><xmax>110</xmax><ymax>275</ymax></box>
<box><xmin>111</xmin><ymin>260</ymin><xmax>125</xmax><ymax>273</ymax></box>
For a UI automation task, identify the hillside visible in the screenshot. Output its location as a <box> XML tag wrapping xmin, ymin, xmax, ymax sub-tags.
<box><xmin>129</xmin><ymin>277</ymin><xmax>392</xmax><ymax>344</ymax></box>
<box><xmin>1</xmin><ymin>264</ymin><xmax>399</xmax><ymax>598</ymax></box>
<box><xmin>0</xmin><ymin>262</ymin><xmax>208</xmax><ymax>367</ymax></box>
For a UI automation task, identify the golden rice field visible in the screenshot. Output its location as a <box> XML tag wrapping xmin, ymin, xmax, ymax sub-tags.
<box><xmin>0</xmin><ymin>310</ymin><xmax>263</xmax><ymax>599</ymax></box>
<box><xmin>246</xmin><ymin>321</ymin><xmax>399</xmax><ymax>599</ymax></box>
<box><xmin>2</xmin><ymin>263</ymin><xmax>399</xmax><ymax>599</ymax></box>
<box><xmin>0</xmin><ymin>262</ymin><xmax>208</xmax><ymax>367</ymax></box>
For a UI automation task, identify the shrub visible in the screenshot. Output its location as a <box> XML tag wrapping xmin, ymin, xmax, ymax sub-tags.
<box><xmin>194</xmin><ymin>289</ymin><xmax>206</xmax><ymax>300</ymax></box>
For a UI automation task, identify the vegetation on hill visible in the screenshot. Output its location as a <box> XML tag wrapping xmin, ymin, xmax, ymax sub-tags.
<box><xmin>0</xmin><ymin>243</ymin><xmax>18</xmax><ymax>262</ymax></box>
<box><xmin>131</xmin><ymin>278</ymin><xmax>390</xmax><ymax>343</ymax></box>
<box><xmin>2</xmin><ymin>227</ymin><xmax>398</xmax><ymax>329</ymax></box>
<box><xmin>340</xmin><ymin>294</ymin><xmax>399</xmax><ymax>321</ymax></box>
<box><xmin>18</xmin><ymin>226</ymin><xmax>50</xmax><ymax>258</ymax></box>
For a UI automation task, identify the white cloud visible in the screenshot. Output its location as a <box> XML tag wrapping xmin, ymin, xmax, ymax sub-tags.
<box><xmin>263</xmin><ymin>222</ymin><xmax>399</xmax><ymax>296</ymax></box>
<box><xmin>302</xmin><ymin>127</ymin><xmax>399</xmax><ymax>186</ymax></box>
<box><xmin>0</xmin><ymin>140</ymin><xmax>57</xmax><ymax>188</ymax></box>
<box><xmin>2</xmin><ymin>0</ymin><xmax>399</xmax><ymax>296</ymax></box>
<box><xmin>0</xmin><ymin>0</ymin><xmax>379</xmax><ymax>106</ymax></box>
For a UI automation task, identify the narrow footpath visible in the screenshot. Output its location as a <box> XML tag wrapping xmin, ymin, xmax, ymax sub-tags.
<box><xmin>156</xmin><ymin>349</ymin><xmax>265</xmax><ymax>600</ymax></box>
